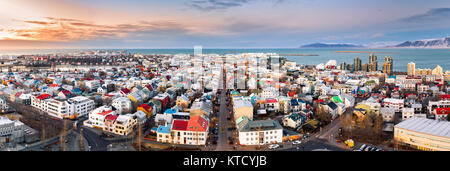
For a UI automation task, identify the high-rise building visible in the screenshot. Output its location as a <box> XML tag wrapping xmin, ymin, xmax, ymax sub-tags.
<box><xmin>354</xmin><ymin>57</ymin><xmax>361</xmax><ymax>72</ymax></box>
<box><xmin>340</xmin><ymin>62</ymin><xmax>346</xmax><ymax>70</ymax></box>
<box><xmin>383</xmin><ymin>56</ymin><xmax>393</xmax><ymax>76</ymax></box>
<box><xmin>407</xmin><ymin>62</ymin><xmax>416</xmax><ymax>76</ymax></box>
<box><xmin>369</xmin><ymin>53</ymin><xmax>378</xmax><ymax>72</ymax></box>
<box><xmin>362</xmin><ymin>64</ymin><xmax>369</xmax><ymax>72</ymax></box>
<box><xmin>432</xmin><ymin>65</ymin><xmax>443</xmax><ymax>76</ymax></box>
<box><xmin>346</xmin><ymin>64</ymin><xmax>353</xmax><ymax>72</ymax></box>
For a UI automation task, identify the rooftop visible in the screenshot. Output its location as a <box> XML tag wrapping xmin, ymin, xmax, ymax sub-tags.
<box><xmin>395</xmin><ymin>117</ymin><xmax>450</xmax><ymax>138</ymax></box>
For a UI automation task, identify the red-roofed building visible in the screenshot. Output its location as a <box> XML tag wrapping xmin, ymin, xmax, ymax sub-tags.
<box><xmin>171</xmin><ymin>119</ymin><xmax>190</xmax><ymax>144</ymax></box>
<box><xmin>187</xmin><ymin>116</ymin><xmax>209</xmax><ymax>132</ymax></box>
<box><xmin>137</xmin><ymin>103</ymin><xmax>153</xmax><ymax>119</ymax></box>
<box><xmin>153</xmin><ymin>94</ymin><xmax>169</xmax><ymax>109</ymax></box>
<box><xmin>265</xmin><ymin>98</ymin><xmax>279</xmax><ymax>112</ymax></box>
<box><xmin>31</xmin><ymin>93</ymin><xmax>52</xmax><ymax>109</ymax></box>
<box><xmin>288</xmin><ymin>92</ymin><xmax>297</xmax><ymax>98</ymax></box>
<box><xmin>435</xmin><ymin>108</ymin><xmax>450</xmax><ymax>120</ymax></box>
<box><xmin>104</xmin><ymin>114</ymin><xmax>119</xmax><ymax>133</ymax></box>
<box><xmin>88</xmin><ymin>106</ymin><xmax>116</xmax><ymax>130</ymax></box>
<box><xmin>441</xmin><ymin>95</ymin><xmax>450</xmax><ymax>100</ymax></box>
<box><xmin>120</xmin><ymin>88</ymin><xmax>131</xmax><ymax>96</ymax></box>
<box><xmin>185</xmin><ymin>115</ymin><xmax>209</xmax><ymax>145</ymax></box>
<box><xmin>36</xmin><ymin>93</ymin><xmax>51</xmax><ymax>100</ymax></box>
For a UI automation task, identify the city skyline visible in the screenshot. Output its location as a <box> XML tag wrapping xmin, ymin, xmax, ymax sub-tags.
<box><xmin>1</xmin><ymin>0</ymin><xmax>450</xmax><ymax>49</ymax></box>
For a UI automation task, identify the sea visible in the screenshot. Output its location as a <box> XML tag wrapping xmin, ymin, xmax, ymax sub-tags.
<box><xmin>0</xmin><ymin>48</ymin><xmax>449</xmax><ymax>72</ymax></box>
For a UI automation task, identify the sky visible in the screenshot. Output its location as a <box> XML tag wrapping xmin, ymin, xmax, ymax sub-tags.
<box><xmin>1</xmin><ymin>0</ymin><xmax>450</xmax><ymax>49</ymax></box>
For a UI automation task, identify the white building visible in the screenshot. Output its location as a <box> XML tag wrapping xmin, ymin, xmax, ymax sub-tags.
<box><xmin>402</xmin><ymin>108</ymin><xmax>415</xmax><ymax>121</ymax></box>
<box><xmin>85</xmin><ymin>80</ymin><xmax>101</xmax><ymax>92</ymax></box>
<box><xmin>383</xmin><ymin>98</ymin><xmax>404</xmax><ymax>112</ymax></box>
<box><xmin>380</xmin><ymin>107</ymin><xmax>395</xmax><ymax>122</ymax></box>
<box><xmin>0</xmin><ymin>117</ymin><xmax>24</xmax><ymax>144</ymax></box>
<box><xmin>112</xmin><ymin>97</ymin><xmax>132</xmax><ymax>115</ymax></box>
<box><xmin>32</xmin><ymin>95</ymin><xmax>94</xmax><ymax>119</ymax></box>
<box><xmin>88</xmin><ymin>106</ymin><xmax>116</xmax><ymax>129</ymax></box>
<box><xmin>238</xmin><ymin>120</ymin><xmax>283</xmax><ymax>145</ymax></box>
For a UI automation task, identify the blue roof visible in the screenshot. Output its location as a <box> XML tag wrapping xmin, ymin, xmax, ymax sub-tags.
<box><xmin>164</xmin><ymin>108</ymin><xmax>177</xmax><ymax>114</ymax></box>
<box><xmin>291</xmin><ymin>99</ymin><xmax>299</xmax><ymax>106</ymax></box>
<box><xmin>157</xmin><ymin>124</ymin><xmax>172</xmax><ymax>134</ymax></box>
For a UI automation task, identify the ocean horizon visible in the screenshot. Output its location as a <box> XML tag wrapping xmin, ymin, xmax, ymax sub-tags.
<box><xmin>1</xmin><ymin>48</ymin><xmax>449</xmax><ymax>72</ymax></box>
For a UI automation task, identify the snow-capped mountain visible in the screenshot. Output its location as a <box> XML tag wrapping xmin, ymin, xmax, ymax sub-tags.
<box><xmin>394</xmin><ymin>37</ymin><xmax>450</xmax><ymax>48</ymax></box>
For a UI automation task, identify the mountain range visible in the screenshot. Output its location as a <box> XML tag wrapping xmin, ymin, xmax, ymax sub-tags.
<box><xmin>300</xmin><ymin>43</ymin><xmax>363</xmax><ymax>48</ymax></box>
<box><xmin>300</xmin><ymin>37</ymin><xmax>450</xmax><ymax>48</ymax></box>
<box><xmin>393</xmin><ymin>37</ymin><xmax>450</xmax><ymax>48</ymax></box>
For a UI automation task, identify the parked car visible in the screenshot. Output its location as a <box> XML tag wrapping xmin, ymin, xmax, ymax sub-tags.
<box><xmin>359</xmin><ymin>144</ymin><xmax>367</xmax><ymax>151</ymax></box>
<box><xmin>292</xmin><ymin>140</ymin><xmax>302</xmax><ymax>145</ymax></box>
<box><xmin>269</xmin><ymin>144</ymin><xmax>280</xmax><ymax>149</ymax></box>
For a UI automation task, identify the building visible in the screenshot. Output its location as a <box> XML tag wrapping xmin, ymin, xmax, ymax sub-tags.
<box><xmin>88</xmin><ymin>106</ymin><xmax>116</xmax><ymax>130</ymax></box>
<box><xmin>383</xmin><ymin>98</ymin><xmax>404</xmax><ymax>112</ymax></box>
<box><xmin>233</xmin><ymin>99</ymin><xmax>254</xmax><ymax>120</ymax></box>
<box><xmin>32</xmin><ymin>95</ymin><xmax>94</xmax><ymax>119</ymax></box>
<box><xmin>185</xmin><ymin>115</ymin><xmax>209</xmax><ymax>145</ymax></box>
<box><xmin>394</xmin><ymin>117</ymin><xmax>450</xmax><ymax>151</ymax></box>
<box><xmin>282</xmin><ymin>113</ymin><xmax>305</xmax><ymax>129</ymax></box>
<box><xmin>380</xmin><ymin>107</ymin><xmax>395</xmax><ymax>122</ymax></box>
<box><xmin>354</xmin><ymin>57</ymin><xmax>361</xmax><ymax>72</ymax></box>
<box><xmin>112</xmin><ymin>97</ymin><xmax>132</xmax><ymax>115</ymax></box>
<box><xmin>432</xmin><ymin>65</ymin><xmax>443</xmax><ymax>76</ymax></box>
<box><xmin>402</xmin><ymin>108</ymin><xmax>415</xmax><ymax>121</ymax></box>
<box><xmin>408</xmin><ymin>62</ymin><xmax>416</xmax><ymax>76</ymax></box>
<box><xmin>170</xmin><ymin>119</ymin><xmax>189</xmax><ymax>145</ymax></box>
<box><xmin>369</xmin><ymin>53</ymin><xmax>378</xmax><ymax>72</ymax></box>
<box><xmin>238</xmin><ymin>120</ymin><xmax>283</xmax><ymax>145</ymax></box>
<box><xmin>104</xmin><ymin>114</ymin><xmax>119</xmax><ymax>133</ymax></box>
<box><xmin>156</xmin><ymin>124</ymin><xmax>172</xmax><ymax>143</ymax></box>
<box><xmin>113</xmin><ymin>114</ymin><xmax>137</xmax><ymax>135</ymax></box>
<box><xmin>383</xmin><ymin>56</ymin><xmax>393</xmax><ymax>76</ymax></box>
<box><xmin>435</xmin><ymin>108</ymin><xmax>450</xmax><ymax>120</ymax></box>
<box><xmin>0</xmin><ymin>117</ymin><xmax>25</xmax><ymax>145</ymax></box>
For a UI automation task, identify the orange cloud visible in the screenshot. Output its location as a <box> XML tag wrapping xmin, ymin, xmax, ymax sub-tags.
<box><xmin>5</xmin><ymin>17</ymin><xmax>189</xmax><ymax>42</ymax></box>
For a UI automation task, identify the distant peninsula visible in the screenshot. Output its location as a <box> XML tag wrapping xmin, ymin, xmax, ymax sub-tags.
<box><xmin>300</xmin><ymin>43</ymin><xmax>364</xmax><ymax>48</ymax></box>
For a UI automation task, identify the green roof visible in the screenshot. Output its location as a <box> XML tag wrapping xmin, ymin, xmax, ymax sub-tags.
<box><xmin>332</xmin><ymin>96</ymin><xmax>342</xmax><ymax>103</ymax></box>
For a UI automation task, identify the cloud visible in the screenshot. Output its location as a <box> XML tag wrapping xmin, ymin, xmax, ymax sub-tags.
<box><xmin>186</xmin><ymin>0</ymin><xmax>287</xmax><ymax>11</ymax></box>
<box><xmin>399</xmin><ymin>8</ymin><xmax>450</xmax><ymax>23</ymax></box>
<box><xmin>187</xmin><ymin>0</ymin><xmax>250</xmax><ymax>11</ymax></box>
<box><xmin>371</xmin><ymin>33</ymin><xmax>384</xmax><ymax>38</ymax></box>
<box><xmin>4</xmin><ymin>17</ymin><xmax>190</xmax><ymax>42</ymax></box>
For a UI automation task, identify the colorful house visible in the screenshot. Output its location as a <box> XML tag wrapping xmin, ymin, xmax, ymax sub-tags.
<box><xmin>137</xmin><ymin>103</ymin><xmax>153</xmax><ymax>119</ymax></box>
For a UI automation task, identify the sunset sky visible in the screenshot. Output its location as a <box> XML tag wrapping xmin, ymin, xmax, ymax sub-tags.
<box><xmin>1</xmin><ymin>0</ymin><xmax>450</xmax><ymax>49</ymax></box>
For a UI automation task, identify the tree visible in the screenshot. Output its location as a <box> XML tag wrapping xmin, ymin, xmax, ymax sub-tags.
<box><xmin>447</xmin><ymin>114</ymin><xmax>450</xmax><ymax>121</ymax></box>
<box><xmin>340</xmin><ymin>114</ymin><xmax>353</xmax><ymax>131</ymax></box>
<box><xmin>361</xmin><ymin>115</ymin><xmax>374</xmax><ymax>138</ymax></box>
<box><xmin>316</xmin><ymin>105</ymin><xmax>331</xmax><ymax>125</ymax></box>
<box><xmin>373</xmin><ymin>115</ymin><xmax>384</xmax><ymax>142</ymax></box>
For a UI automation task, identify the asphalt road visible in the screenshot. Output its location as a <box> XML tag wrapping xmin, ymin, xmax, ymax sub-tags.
<box><xmin>81</xmin><ymin>127</ymin><xmax>111</xmax><ymax>151</ymax></box>
<box><xmin>281</xmin><ymin>139</ymin><xmax>346</xmax><ymax>151</ymax></box>
<box><xmin>215</xmin><ymin>67</ymin><xmax>231</xmax><ymax>151</ymax></box>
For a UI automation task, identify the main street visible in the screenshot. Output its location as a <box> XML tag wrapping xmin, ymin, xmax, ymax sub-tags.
<box><xmin>215</xmin><ymin>65</ymin><xmax>232</xmax><ymax>151</ymax></box>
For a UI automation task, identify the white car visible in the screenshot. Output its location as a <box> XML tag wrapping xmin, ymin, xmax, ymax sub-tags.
<box><xmin>269</xmin><ymin>144</ymin><xmax>280</xmax><ymax>149</ymax></box>
<box><xmin>292</xmin><ymin>140</ymin><xmax>302</xmax><ymax>145</ymax></box>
